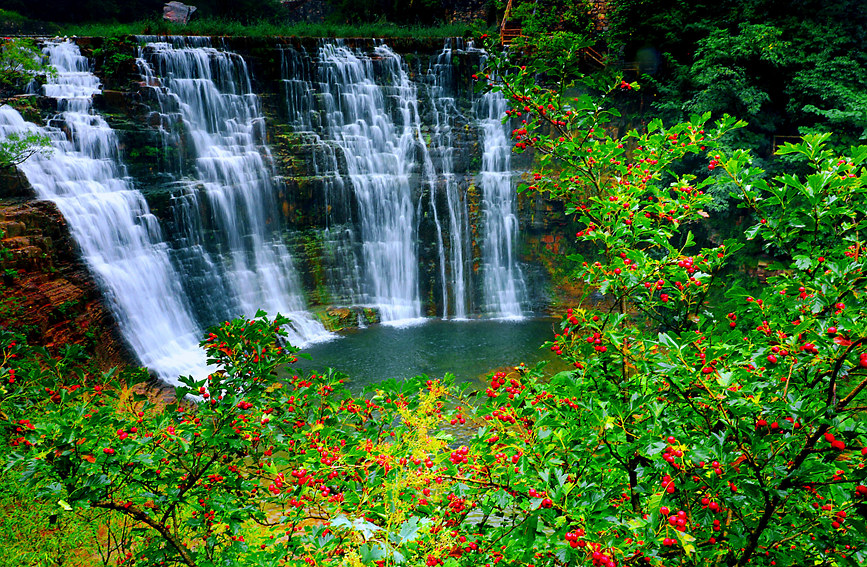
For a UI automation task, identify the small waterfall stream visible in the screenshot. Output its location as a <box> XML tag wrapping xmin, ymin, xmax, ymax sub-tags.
<box><xmin>137</xmin><ymin>37</ymin><xmax>331</xmax><ymax>345</ymax></box>
<box><xmin>424</xmin><ymin>40</ymin><xmax>472</xmax><ymax>319</ymax></box>
<box><xmin>1</xmin><ymin>40</ymin><xmax>208</xmax><ymax>382</ymax></box>
<box><xmin>476</xmin><ymin>85</ymin><xmax>527</xmax><ymax>318</ymax></box>
<box><xmin>317</xmin><ymin>41</ymin><xmax>424</xmax><ymax>324</ymax></box>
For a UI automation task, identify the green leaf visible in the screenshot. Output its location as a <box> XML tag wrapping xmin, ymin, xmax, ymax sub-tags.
<box><xmin>657</xmin><ymin>333</ymin><xmax>681</xmax><ymax>353</ymax></box>
<box><xmin>674</xmin><ymin>530</ymin><xmax>696</xmax><ymax>556</ymax></box>
<box><xmin>394</xmin><ymin>517</ymin><xmax>422</xmax><ymax>545</ymax></box>
<box><xmin>359</xmin><ymin>543</ymin><xmax>386</xmax><ymax>563</ymax></box>
<box><xmin>793</xmin><ymin>255</ymin><xmax>812</xmax><ymax>270</ymax></box>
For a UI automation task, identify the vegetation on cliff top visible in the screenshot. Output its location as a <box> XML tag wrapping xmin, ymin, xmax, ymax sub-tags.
<box><xmin>57</xmin><ymin>19</ymin><xmax>490</xmax><ymax>40</ymax></box>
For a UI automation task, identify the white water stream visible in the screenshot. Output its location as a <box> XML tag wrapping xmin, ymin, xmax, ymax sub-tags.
<box><xmin>317</xmin><ymin>41</ymin><xmax>424</xmax><ymax>324</ymax></box>
<box><xmin>476</xmin><ymin>86</ymin><xmax>526</xmax><ymax>318</ymax></box>
<box><xmin>137</xmin><ymin>37</ymin><xmax>332</xmax><ymax>345</ymax></box>
<box><xmin>1</xmin><ymin>40</ymin><xmax>208</xmax><ymax>382</ymax></box>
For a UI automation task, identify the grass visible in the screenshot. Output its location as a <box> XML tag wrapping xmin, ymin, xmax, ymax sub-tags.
<box><xmin>0</xmin><ymin>467</ymin><xmax>102</xmax><ymax>567</ymax></box>
<box><xmin>59</xmin><ymin>18</ymin><xmax>495</xmax><ymax>39</ymax></box>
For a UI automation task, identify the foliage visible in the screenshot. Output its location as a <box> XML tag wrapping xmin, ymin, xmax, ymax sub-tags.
<box><xmin>474</xmin><ymin>34</ymin><xmax>867</xmax><ymax>565</ymax></box>
<box><xmin>0</xmin><ymin>37</ymin><xmax>55</xmax><ymax>96</ymax></box>
<box><xmin>326</xmin><ymin>0</ymin><xmax>444</xmax><ymax>25</ymax></box>
<box><xmin>607</xmin><ymin>0</ymin><xmax>867</xmax><ymax>148</ymax></box>
<box><xmin>0</xmin><ymin>9</ymin><xmax>27</xmax><ymax>25</ymax></box>
<box><xmin>91</xmin><ymin>36</ymin><xmax>138</xmax><ymax>88</ymax></box>
<box><xmin>504</xmin><ymin>0</ymin><xmax>594</xmax><ymax>36</ymax></box>
<box><xmin>0</xmin><ymin>129</ymin><xmax>52</xmax><ymax>169</ymax></box>
<box><xmin>0</xmin><ymin>9</ymin><xmax>58</xmax><ymax>35</ymax></box>
<box><xmin>59</xmin><ymin>19</ymin><xmax>488</xmax><ymax>40</ymax></box>
<box><xmin>681</xmin><ymin>23</ymin><xmax>788</xmax><ymax>118</ymax></box>
<box><xmin>0</xmin><ymin>467</ymin><xmax>100</xmax><ymax>567</ymax></box>
<box><xmin>2</xmin><ymin>312</ymin><xmax>470</xmax><ymax>566</ymax></box>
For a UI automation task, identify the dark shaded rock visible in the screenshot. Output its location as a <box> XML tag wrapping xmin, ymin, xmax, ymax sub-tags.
<box><xmin>0</xmin><ymin>169</ymin><xmax>36</xmax><ymax>199</ymax></box>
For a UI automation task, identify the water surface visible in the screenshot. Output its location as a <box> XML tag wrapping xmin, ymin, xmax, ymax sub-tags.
<box><xmin>292</xmin><ymin>318</ymin><xmax>561</xmax><ymax>390</ymax></box>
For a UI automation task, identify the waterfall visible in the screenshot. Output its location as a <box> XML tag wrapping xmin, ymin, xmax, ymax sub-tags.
<box><xmin>278</xmin><ymin>40</ymin><xmax>527</xmax><ymax>320</ymax></box>
<box><xmin>425</xmin><ymin>40</ymin><xmax>472</xmax><ymax>319</ymax></box>
<box><xmin>0</xmin><ymin>40</ymin><xmax>208</xmax><ymax>382</ymax></box>
<box><xmin>137</xmin><ymin>37</ymin><xmax>331</xmax><ymax>345</ymax></box>
<box><xmin>280</xmin><ymin>45</ymin><xmax>363</xmax><ymax>308</ymax></box>
<box><xmin>476</xmin><ymin>83</ymin><xmax>527</xmax><ymax>318</ymax></box>
<box><xmin>317</xmin><ymin>41</ymin><xmax>424</xmax><ymax>324</ymax></box>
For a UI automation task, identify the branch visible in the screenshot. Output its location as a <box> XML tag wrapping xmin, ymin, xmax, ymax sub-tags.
<box><xmin>93</xmin><ymin>499</ymin><xmax>196</xmax><ymax>567</ymax></box>
<box><xmin>161</xmin><ymin>450</ymin><xmax>223</xmax><ymax>525</ymax></box>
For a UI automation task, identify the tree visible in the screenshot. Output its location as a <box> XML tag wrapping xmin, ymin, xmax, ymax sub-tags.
<box><xmin>0</xmin><ymin>130</ymin><xmax>52</xmax><ymax>169</ymax></box>
<box><xmin>471</xmin><ymin>33</ymin><xmax>867</xmax><ymax>565</ymax></box>
<box><xmin>607</xmin><ymin>0</ymin><xmax>867</xmax><ymax>148</ymax></box>
<box><xmin>0</xmin><ymin>37</ymin><xmax>54</xmax><ymax>97</ymax></box>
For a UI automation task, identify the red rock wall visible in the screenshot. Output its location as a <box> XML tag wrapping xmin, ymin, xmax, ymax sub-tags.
<box><xmin>0</xmin><ymin>193</ymin><xmax>135</xmax><ymax>372</ymax></box>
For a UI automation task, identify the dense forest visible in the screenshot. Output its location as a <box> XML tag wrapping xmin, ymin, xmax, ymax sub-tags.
<box><xmin>1</xmin><ymin>1</ymin><xmax>867</xmax><ymax>566</ymax></box>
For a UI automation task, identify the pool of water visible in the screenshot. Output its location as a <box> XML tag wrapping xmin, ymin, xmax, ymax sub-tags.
<box><xmin>291</xmin><ymin>318</ymin><xmax>562</xmax><ymax>390</ymax></box>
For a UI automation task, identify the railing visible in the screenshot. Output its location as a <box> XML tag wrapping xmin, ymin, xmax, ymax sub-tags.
<box><xmin>499</xmin><ymin>0</ymin><xmax>522</xmax><ymax>45</ymax></box>
<box><xmin>583</xmin><ymin>45</ymin><xmax>606</xmax><ymax>67</ymax></box>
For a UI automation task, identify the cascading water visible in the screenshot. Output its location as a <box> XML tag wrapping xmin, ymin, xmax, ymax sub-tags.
<box><xmin>137</xmin><ymin>37</ymin><xmax>331</xmax><ymax>345</ymax></box>
<box><xmin>316</xmin><ymin>41</ymin><xmax>424</xmax><ymax>324</ymax></box>
<box><xmin>475</xmin><ymin>82</ymin><xmax>527</xmax><ymax>318</ymax></box>
<box><xmin>424</xmin><ymin>40</ymin><xmax>472</xmax><ymax>319</ymax></box>
<box><xmin>279</xmin><ymin>40</ymin><xmax>527</xmax><ymax>319</ymax></box>
<box><xmin>5</xmin><ymin>37</ymin><xmax>535</xmax><ymax>381</ymax></box>
<box><xmin>0</xmin><ymin>40</ymin><xmax>208</xmax><ymax>382</ymax></box>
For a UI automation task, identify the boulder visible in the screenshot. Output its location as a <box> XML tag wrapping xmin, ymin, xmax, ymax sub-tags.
<box><xmin>163</xmin><ymin>2</ymin><xmax>197</xmax><ymax>24</ymax></box>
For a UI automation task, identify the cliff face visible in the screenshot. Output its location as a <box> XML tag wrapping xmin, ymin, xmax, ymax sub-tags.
<box><xmin>0</xmin><ymin>193</ymin><xmax>135</xmax><ymax>371</ymax></box>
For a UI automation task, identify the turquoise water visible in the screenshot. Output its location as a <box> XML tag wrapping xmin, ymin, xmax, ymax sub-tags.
<box><xmin>291</xmin><ymin>318</ymin><xmax>561</xmax><ymax>390</ymax></box>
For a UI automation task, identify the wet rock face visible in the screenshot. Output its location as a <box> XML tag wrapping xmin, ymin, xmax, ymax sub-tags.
<box><xmin>0</xmin><ymin>200</ymin><xmax>135</xmax><ymax>370</ymax></box>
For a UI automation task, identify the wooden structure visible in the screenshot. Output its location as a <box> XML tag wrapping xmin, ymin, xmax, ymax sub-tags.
<box><xmin>499</xmin><ymin>0</ymin><xmax>523</xmax><ymax>45</ymax></box>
